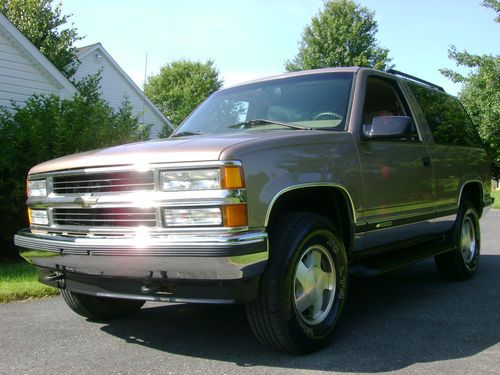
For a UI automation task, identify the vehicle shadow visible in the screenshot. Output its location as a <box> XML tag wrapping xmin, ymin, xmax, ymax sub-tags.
<box><xmin>99</xmin><ymin>255</ymin><xmax>500</xmax><ymax>372</ymax></box>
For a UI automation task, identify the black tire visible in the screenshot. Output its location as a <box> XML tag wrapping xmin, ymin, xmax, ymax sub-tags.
<box><xmin>60</xmin><ymin>289</ymin><xmax>145</xmax><ymax>320</ymax></box>
<box><xmin>435</xmin><ymin>200</ymin><xmax>480</xmax><ymax>280</ymax></box>
<box><xmin>245</xmin><ymin>213</ymin><xmax>348</xmax><ymax>354</ymax></box>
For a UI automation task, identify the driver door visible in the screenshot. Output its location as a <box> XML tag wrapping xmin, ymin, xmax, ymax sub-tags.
<box><xmin>357</xmin><ymin>77</ymin><xmax>435</xmax><ymax>249</ymax></box>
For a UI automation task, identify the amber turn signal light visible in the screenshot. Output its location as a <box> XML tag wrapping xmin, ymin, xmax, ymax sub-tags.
<box><xmin>221</xmin><ymin>166</ymin><xmax>245</xmax><ymax>189</ymax></box>
<box><xmin>222</xmin><ymin>204</ymin><xmax>248</xmax><ymax>227</ymax></box>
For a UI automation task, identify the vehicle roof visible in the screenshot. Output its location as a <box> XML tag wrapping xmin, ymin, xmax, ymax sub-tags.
<box><xmin>226</xmin><ymin>67</ymin><xmax>364</xmax><ymax>88</ymax></box>
<box><xmin>225</xmin><ymin>66</ymin><xmax>447</xmax><ymax>95</ymax></box>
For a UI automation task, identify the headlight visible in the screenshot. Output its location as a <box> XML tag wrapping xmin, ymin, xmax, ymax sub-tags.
<box><xmin>160</xmin><ymin>169</ymin><xmax>220</xmax><ymax>191</ymax></box>
<box><xmin>163</xmin><ymin>208</ymin><xmax>222</xmax><ymax>226</ymax></box>
<box><xmin>27</xmin><ymin>179</ymin><xmax>47</xmax><ymax>197</ymax></box>
<box><xmin>28</xmin><ymin>209</ymin><xmax>49</xmax><ymax>225</ymax></box>
<box><xmin>159</xmin><ymin>166</ymin><xmax>245</xmax><ymax>191</ymax></box>
<box><xmin>162</xmin><ymin>205</ymin><xmax>247</xmax><ymax>227</ymax></box>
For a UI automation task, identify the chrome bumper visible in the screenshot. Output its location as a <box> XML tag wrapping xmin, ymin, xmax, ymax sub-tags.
<box><xmin>16</xmin><ymin>229</ymin><xmax>265</xmax><ymax>255</ymax></box>
<box><xmin>15</xmin><ymin>229</ymin><xmax>268</xmax><ymax>303</ymax></box>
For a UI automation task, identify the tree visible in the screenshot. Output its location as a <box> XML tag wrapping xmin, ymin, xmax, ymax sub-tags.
<box><xmin>482</xmin><ymin>0</ymin><xmax>500</xmax><ymax>22</ymax></box>
<box><xmin>1</xmin><ymin>0</ymin><xmax>81</xmax><ymax>77</ymax></box>
<box><xmin>144</xmin><ymin>60</ymin><xmax>223</xmax><ymax>134</ymax></box>
<box><xmin>285</xmin><ymin>0</ymin><xmax>391</xmax><ymax>71</ymax></box>
<box><xmin>440</xmin><ymin>2</ymin><xmax>500</xmax><ymax>179</ymax></box>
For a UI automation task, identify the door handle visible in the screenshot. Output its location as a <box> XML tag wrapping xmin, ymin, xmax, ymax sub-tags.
<box><xmin>422</xmin><ymin>156</ymin><xmax>431</xmax><ymax>167</ymax></box>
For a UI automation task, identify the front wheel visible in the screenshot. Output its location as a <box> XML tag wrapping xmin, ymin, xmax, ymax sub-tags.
<box><xmin>435</xmin><ymin>200</ymin><xmax>480</xmax><ymax>280</ymax></box>
<box><xmin>61</xmin><ymin>289</ymin><xmax>145</xmax><ymax>320</ymax></box>
<box><xmin>245</xmin><ymin>213</ymin><xmax>348</xmax><ymax>354</ymax></box>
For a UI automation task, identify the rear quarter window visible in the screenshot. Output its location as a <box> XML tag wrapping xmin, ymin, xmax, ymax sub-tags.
<box><xmin>407</xmin><ymin>82</ymin><xmax>480</xmax><ymax>147</ymax></box>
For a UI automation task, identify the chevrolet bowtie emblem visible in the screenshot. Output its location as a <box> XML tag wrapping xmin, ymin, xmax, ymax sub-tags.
<box><xmin>74</xmin><ymin>195</ymin><xmax>99</xmax><ymax>208</ymax></box>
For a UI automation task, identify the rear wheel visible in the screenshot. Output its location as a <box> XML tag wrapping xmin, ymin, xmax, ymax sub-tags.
<box><xmin>435</xmin><ymin>200</ymin><xmax>480</xmax><ymax>280</ymax></box>
<box><xmin>60</xmin><ymin>289</ymin><xmax>145</xmax><ymax>320</ymax></box>
<box><xmin>245</xmin><ymin>213</ymin><xmax>348</xmax><ymax>354</ymax></box>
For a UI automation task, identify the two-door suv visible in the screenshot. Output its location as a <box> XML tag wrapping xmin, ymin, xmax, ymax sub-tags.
<box><xmin>16</xmin><ymin>67</ymin><xmax>493</xmax><ymax>353</ymax></box>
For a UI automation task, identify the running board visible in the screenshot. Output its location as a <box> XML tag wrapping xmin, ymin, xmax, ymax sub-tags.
<box><xmin>350</xmin><ymin>244</ymin><xmax>454</xmax><ymax>277</ymax></box>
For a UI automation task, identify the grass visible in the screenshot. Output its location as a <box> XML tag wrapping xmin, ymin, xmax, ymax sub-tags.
<box><xmin>492</xmin><ymin>190</ymin><xmax>500</xmax><ymax>209</ymax></box>
<box><xmin>0</xmin><ymin>261</ymin><xmax>58</xmax><ymax>303</ymax></box>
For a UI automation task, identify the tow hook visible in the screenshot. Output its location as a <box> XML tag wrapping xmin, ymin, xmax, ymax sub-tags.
<box><xmin>141</xmin><ymin>271</ymin><xmax>174</xmax><ymax>295</ymax></box>
<box><xmin>43</xmin><ymin>271</ymin><xmax>66</xmax><ymax>289</ymax></box>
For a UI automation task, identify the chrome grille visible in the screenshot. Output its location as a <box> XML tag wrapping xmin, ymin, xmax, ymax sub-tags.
<box><xmin>51</xmin><ymin>171</ymin><xmax>154</xmax><ymax>194</ymax></box>
<box><xmin>52</xmin><ymin>208</ymin><xmax>157</xmax><ymax>227</ymax></box>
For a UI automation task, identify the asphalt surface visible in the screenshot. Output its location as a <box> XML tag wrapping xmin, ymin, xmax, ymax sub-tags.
<box><xmin>1</xmin><ymin>210</ymin><xmax>499</xmax><ymax>375</ymax></box>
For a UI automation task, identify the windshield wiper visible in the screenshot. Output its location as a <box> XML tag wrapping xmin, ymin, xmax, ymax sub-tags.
<box><xmin>228</xmin><ymin>119</ymin><xmax>312</xmax><ymax>130</ymax></box>
<box><xmin>171</xmin><ymin>130</ymin><xmax>203</xmax><ymax>138</ymax></box>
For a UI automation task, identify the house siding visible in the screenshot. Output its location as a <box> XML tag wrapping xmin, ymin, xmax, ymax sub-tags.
<box><xmin>0</xmin><ymin>26</ymin><xmax>70</xmax><ymax>110</ymax></box>
<box><xmin>74</xmin><ymin>47</ymin><xmax>166</xmax><ymax>138</ymax></box>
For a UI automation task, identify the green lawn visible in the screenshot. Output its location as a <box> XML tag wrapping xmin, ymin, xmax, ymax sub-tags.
<box><xmin>492</xmin><ymin>190</ymin><xmax>500</xmax><ymax>209</ymax></box>
<box><xmin>0</xmin><ymin>261</ymin><xmax>58</xmax><ymax>303</ymax></box>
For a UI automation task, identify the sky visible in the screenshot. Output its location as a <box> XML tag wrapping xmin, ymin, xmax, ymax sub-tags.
<box><xmin>62</xmin><ymin>0</ymin><xmax>499</xmax><ymax>95</ymax></box>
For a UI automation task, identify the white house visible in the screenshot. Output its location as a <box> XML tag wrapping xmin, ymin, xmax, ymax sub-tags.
<box><xmin>0</xmin><ymin>12</ymin><xmax>77</xmax><ymax>110</ymax></box>
<box><xmin>74</xmin><ymin>43</ymin><xmax>173</xmax><ymax>138</ymax></box>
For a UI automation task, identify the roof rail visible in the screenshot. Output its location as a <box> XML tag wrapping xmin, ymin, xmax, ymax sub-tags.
<box><xmin>387</xmin><ymin>69</ymin><xmax>445</xmax><ymax>92</ymax></box>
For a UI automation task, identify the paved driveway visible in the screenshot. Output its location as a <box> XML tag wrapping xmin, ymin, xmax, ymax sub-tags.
<box><xmin>1</xmin><ymin>210</ymin><xmax>499</xmax><ymax>374</ymax></box>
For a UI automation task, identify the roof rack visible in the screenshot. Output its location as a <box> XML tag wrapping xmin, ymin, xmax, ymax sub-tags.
<box><xmin>387</xmin><ymin>69</ymin><xmax>445</xmax><ymax>92</ymax></box>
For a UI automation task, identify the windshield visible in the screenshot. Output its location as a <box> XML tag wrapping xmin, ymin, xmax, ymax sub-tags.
<box><xmin>174</xmin><ymin>72</ymin><xmax>353</xmax><ymax>136</ymax></box>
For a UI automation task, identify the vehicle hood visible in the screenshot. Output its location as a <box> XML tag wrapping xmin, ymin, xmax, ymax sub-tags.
<box><xmin>29</xmin><ymin>135</ymin><xmax>257</xmax><ymax>174</ymax></box>
<box><xmin>29</xmin><ymin>130</ymin><xmax>353</xmax><ymax>175</ymax></box>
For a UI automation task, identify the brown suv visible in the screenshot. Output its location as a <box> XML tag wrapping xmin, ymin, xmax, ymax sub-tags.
<box><xmin>15</xmin><ymin>67</ymin><xmax>493</xmax><ymax>353</ymax></box>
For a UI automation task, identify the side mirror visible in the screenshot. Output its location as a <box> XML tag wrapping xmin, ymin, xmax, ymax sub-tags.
<box><xmin>363</xmin><ymin>116</ymin><xmax>415</xmax><ymax>139</ymax></box>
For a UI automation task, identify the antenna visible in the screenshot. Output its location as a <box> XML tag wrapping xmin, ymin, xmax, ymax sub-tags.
<box><xmin>143</xmin><ymin>52</ymin><xmax>148</xmax><ymax>90</ymax></box>
<box><xmin>141</xmin><ymin>52</ymin><xmax>148</xmax><ymax>123</ymax></box>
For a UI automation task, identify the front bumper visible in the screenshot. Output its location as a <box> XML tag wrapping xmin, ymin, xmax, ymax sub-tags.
<box><xmin>15</xmin><ymin>229</ymin><xmax>268</xmax><ymax>303</ymax></box>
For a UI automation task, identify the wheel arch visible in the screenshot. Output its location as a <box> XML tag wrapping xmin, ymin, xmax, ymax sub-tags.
<box><xmin>459</xmin><ymin>180</ymin><xmax>484</xmax><ymax>217</ymax></box>
<box><xmin>264</xmin><ymin>184</ymin><xmax>356</xmax><ymax>253</ymax></box>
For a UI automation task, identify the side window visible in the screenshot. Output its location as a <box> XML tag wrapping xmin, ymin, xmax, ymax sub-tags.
<box><xmin>362</xmin><ymin>77</ymin><xmax>407</xmax><ymax>124</ymax></box>
<box><xmin>362</xmin><ymin>77</ymin><xmax>417</xmax><ymax>140</ymax></box>
<box><xmin>407</xmin><ymin>82</ymin><xmax>480</xmax><ymax>147</ymax></box>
